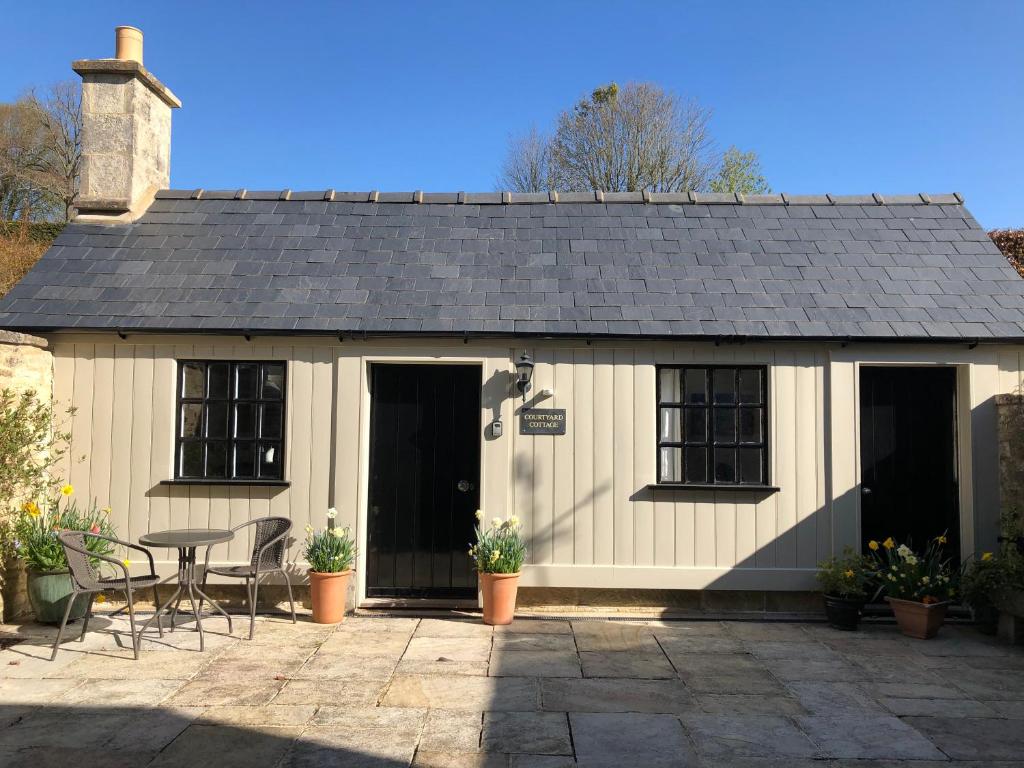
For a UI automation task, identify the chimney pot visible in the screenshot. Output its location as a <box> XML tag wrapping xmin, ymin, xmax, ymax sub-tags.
<box><xmin>115</xmin><ymin>26</ymin><xmax>144</xmax><ymax>64</ymax></box>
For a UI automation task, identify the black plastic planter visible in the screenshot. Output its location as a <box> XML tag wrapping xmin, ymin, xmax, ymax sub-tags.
<box><xmin>823</xmin><ymin>594</ymin><xmax>865</xmax><ymax>631</ymax></box>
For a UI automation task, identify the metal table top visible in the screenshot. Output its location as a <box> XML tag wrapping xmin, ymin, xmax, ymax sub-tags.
<box><xmin>139</xmin><ymin>528</ymin><xmax>234</xmax><ymax>549</ymax></box>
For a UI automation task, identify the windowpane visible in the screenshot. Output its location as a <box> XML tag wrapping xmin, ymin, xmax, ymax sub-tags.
<box><xmin>739</xmin><ymin>447</ymin><xmax>763</xmax><ymax>484</ymax></box>
<box><xmin>655</xmin><ymin>365</ymin><xmax>768</xmax><ymax>487</ymax></box>
<box><xmin>179</xmin><ymin>441</ymin><xmax>203</xmax><ymax>477</ymax></box>
<box><xmin>206</xmin><ymin>402</ymin><xmax>228</xmax><ymax>439</ymax></box>
<box><xmin>739</xmin><ymin>369</ymin><xmax>762</xmax><ymax>404</ymax></box>
<box><xmin>175</xmin><ymin>361</ymin><xmax>287</xmax><ymax>482</ymax></box>
<box><xmin>181</xmin><ymin>363</ymin><xmax>205</xmax><ymax>398</ymax></box>
<box><xmin>659</xmin><ymin>447</ymin><xmax>682</xmax><ymax>482</ymax></box>
<box><xmin>684</xmin><ymin>369</ymin><xmax>706</xmax><ymax>405</ymax></box>
<box><xmin>659</xmin><ymin>369</ymin><xmax>681</xmax><ymax>403</ymax></box>
<box><xmin>262</xmin><ymin>364</ymin><xmax>285</xmax><ymax>400</ymax></box>
<box><xmin>208</xmin><ymin>363</ymin><xmax>230</xmax><ymax>399</ymax></box>
<box><xmin>684</xmin><ymin>447</ymin><xmax>708</xmax><ymax>483</ymax></box>
<box><xmin>714</xmin><ymin>448</ymin><xmax>737</xmax><ymax>483</ymax></box>
<box><xmin>739</xmin><ymin>407</ymin><xmax>763</xmax><ymax>443</ymax></box>
<box><xmin>235</xmin><ymin>403</ymin><xmax>256</xmax><ymax>439</ymax></box>
<box><xmin>233</xmin><ymin>441</ymin><xmax>256</xmax><ymax>479</ymax></box>
<box><xmin>180</xmin><ymin>404</ymin><xmax>202</xmax><ymax>437</ymax></box>
<box><xmin>259</xmin><ymin>442</ymin><xmax>282</xmax><ymax>479</ymax></box>
<box><xmin>713</xmin><ymin>407</ymin><xmax>736</xmax><ymax>443</ymax></box>
<box><xmin>684</xmin><ymin>408</ymin><xmax>706</xmax><ymax>443</ymax></box>
<box><xmin>260</xmin><ymin>403</ymin><xmax>283</xmax><ymax>440</ymax></box>
<box><xmin>659</xmin><ymin>408</ymin><xmax>681</xmax><ymax>442</ymax></box>
<box><xmin>712</xmin><ymin>369</ymin><xmax>736</xmax><ymax>404</ymax></box>
<box><xmin>235</xmin><ymin>363</ymin><xmax>258</xmax><ymax>399</ymax></box>
<box><xmin>206</xmin><ymin>441</ymin><xmax>228</xmax><ymax>478</ymax></box>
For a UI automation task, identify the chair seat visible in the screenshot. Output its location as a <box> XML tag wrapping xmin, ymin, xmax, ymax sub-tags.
<box><xmin>97</xmin><ymin>574</ymin><xmax>161</xmax><ymax>588</ymax></box>
<box><xmin>205</xmin><ymin>565</ymin><xmax>257</xmax><ymax>579</ymax></box>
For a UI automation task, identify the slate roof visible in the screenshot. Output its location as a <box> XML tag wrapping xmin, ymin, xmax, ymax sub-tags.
<box><xmin>1</xmin><ymin>189</ymin><xmax>1021</xmax><ymax>340</ymax></box>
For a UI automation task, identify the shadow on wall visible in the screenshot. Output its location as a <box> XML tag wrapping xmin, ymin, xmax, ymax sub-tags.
<box><xmin>0</xmin><ymin>702</ymin><xmax>409</xmax><ymax>766</ymax></box>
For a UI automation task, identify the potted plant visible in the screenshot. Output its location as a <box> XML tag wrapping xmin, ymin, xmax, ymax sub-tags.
<box><xmin>13</xmin><ymin>487</ymin><xmax>116</xmax><ymax>624</ymax></box>
<box><xmin>962</xmin><ymin>510</ymin><xmax>1024</xmax><ymax>640</ymax></box>
<box><xmin>868</xmin><ymin>534</ymin><xmax>956</xmax><ymax>639</ymax></box>
<box><xmin>469</xmin><ymin>511</ymin><xmax>527</xmax><ymax>626</ymax></box>
<box><xmin>817</xmin><ymin>547</ymin><xmax>874</xmax><ymax>630</ymax></box>
<box><xmin>303</xmin><ymin>508</ymin><xmax>356</xmax><ymax>624</ymax></box>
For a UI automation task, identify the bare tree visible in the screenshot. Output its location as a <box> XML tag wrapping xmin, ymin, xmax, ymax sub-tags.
<box><xmin>497</xmin><ymin>126</ymin><xmax>554</xmax><ymax>193</ymax></box>
<box><xmin>500</xmin><ymin>82</ymin><xmax>718</xmax><ymax>193</ymax></box>
<box><xmin>0</xmin><ymin>81</ymin><xmax>81</xmax><ymax>222</ymax></box>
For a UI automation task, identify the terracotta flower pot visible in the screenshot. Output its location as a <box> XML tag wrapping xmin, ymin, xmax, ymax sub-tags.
<box><xmin>479</xmin><ymin>571</ymin><xmax>520</xmax><ymax>626</ymax></box>
<box><xmin>887</xmin><ymin>596</ymin><xmax>949</xmax><ymax>639</ymax></box>
<box><xmin>308</xmin><ymin>569</ymin><xmax>352</xmax><ymax>624</ymax></box>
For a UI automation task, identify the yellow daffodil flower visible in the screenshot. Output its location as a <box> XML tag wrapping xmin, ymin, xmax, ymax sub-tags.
<box><xmin>936</xmin><ymin>534</ymin><xmax>947</xmax><ymax>544</ymax></box>
<box><xmin>883</xmin><ymin>537</ymin><xmax>895</xmax><ymax>550</ymax></box>
<box><xmin>492</xmin><ymin>517</ymin><xmax>502</xmax><ymax>529</ymax></box>
<box><xmin>844</xmin><ymin>569</ymin><xmax>855</xmax><ymax>578</ymax></box>
<box><xmin>22</xmin><ymin>501</ymin><xmax>40</xmax><ymax>517</ymax></box>
<box><xmin>982</xmin><ymin>552</ymin><xmax>993</xmax><ymax>561</ymax></box>
<box><xmin>60</xmin><ymin>484</ymin><xmax>74</xmax><ymax>496</ymax></box>
<box><xmin>101</xmin><ymin>506</ymin><xmax>112</xmax><ymax>515</ymax></box>
<box><xmin>508</xmin><ymin>515</ymin><xmax>520</xmax><ymax>527</ymax></box>
<box><xmin>867</xmin><ymin>540</ymin><xmax>879</xmax><ymax>551</ymax></box>
<box><xmin>475</xmin><ymin>510</ymin><xmax>484</xmax><ymax>521</ymax></box>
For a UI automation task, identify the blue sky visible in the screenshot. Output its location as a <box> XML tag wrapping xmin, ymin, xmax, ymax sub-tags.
<box><xmin>2</xmin><ymin>2</ymin><xmax>1021</xmax><ymax>227</ymax></box>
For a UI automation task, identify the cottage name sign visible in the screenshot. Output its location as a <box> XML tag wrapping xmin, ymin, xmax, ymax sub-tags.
<box><xmin>519</xmin><ymin>408</ymin><xmax>567</xmax><ymax>435</ymax></box>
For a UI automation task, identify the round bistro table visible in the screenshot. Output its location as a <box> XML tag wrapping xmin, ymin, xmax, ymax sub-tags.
<box><xmin>138</xmin><ymin>528</ymin><xmax>234</xmax><ymax>651</ymax></box>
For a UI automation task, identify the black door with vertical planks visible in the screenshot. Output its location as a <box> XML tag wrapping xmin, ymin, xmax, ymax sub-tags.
<box><xmin>366</xmin><ymin>364</ymin><xmax>481</xmax><ymax>598</ymax></box>
<box><xmin>859</xmin><ymin>366</ymin><xmax>960</xmax><ymax>559</ymax></box>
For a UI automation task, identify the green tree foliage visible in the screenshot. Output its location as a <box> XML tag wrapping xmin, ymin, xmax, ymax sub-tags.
<box><xmin>709</xmin><ymin>146</ymin><xmax>771</xmax><ymax>195</ymax></box>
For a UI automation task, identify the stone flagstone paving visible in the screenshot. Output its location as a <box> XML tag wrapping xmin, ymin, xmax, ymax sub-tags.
<box><xmin>1</xmin><ymin>612</ymin><xmax>1023</xmax><ymax>766</ymax></box>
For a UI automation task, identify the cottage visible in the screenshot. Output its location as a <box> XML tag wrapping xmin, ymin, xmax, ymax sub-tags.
<box><xmin>3</xmin><ymin>29</ymin><xmax>1022</xmax><ymax>611</ymax></box>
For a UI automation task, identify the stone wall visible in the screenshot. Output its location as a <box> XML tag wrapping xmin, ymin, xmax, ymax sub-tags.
<box><xmin>996</xmin><ymin>394</ymin><xmax>1024</xmax><ymax>528</ymax></box>
<box><xmin>0</xmin><ymin>330</ymin><xmax>52</xmax><ymax>621</ymax></box>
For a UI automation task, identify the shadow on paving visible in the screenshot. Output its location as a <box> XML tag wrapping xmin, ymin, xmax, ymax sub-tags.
<box><xmin>0</xmin><ymin>703</ymin><xmax>409</xmax><ymax>768</ymax></box>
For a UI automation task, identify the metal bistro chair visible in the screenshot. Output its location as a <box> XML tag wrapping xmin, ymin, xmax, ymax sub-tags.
<box><xmin>53</xmin><ymin>531</ymin><xmax>163</xmax><ymax>661</ymax></box>
<box><xmin>199</xmin><ymin>516</ymin><xmax>296</xmax><ymax>639</ymax></box>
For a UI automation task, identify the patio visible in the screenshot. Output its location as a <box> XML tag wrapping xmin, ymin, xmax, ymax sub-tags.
<box><xmin>1</xmin><ymin>612</ymin><xmax>1023</xmax><ymax>767</ymax></box>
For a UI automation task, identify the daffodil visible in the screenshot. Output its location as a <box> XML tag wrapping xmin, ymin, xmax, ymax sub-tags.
<box><xmin>22</xmin><ymin>501</ymin><xmax>40</xmax><ymax>517</ymax></box>
<box><xmin>492</xmin><ymin>517</ymin><xmax>502</xmax><ymax>529</ymax></box>
<box><xmin>982</xmin><ymin>551</ymin><xmax>993</xmax><ymax>561</ymax></box>
<box><xmin>882</xmin><ymin>537</ymin><xmax>895</xmax><ymax>550</ymax></box>
<box><xmin>475</xmin><ymin>510</ymin><xmax>484</xmax><ymax>521</ymax></box>
<box><xmin>60</xmin><ymin>484</ymin><xmax>74</xmax><ymax>496</ymax></box>
<box><xmin>490</xmin><ymin>550</ymin><xmax>500</xmax><ymax>563</ymax></box>
<box><xmin>868</xmin><ymin>540</ymin><xmax>879</xmax><ymax>551</ymax></box>
<box><xmin>101</xmin><ymin>506</ymin><xmax>112</xmax><ymax>515</ymax></box>
<box><xmin>936</xmin><ymin>534</ymin><xmax>947</xmax><ymax>544</ymax></box>
<box><xmin>508</xmin><ymin>515</ymin><xmax>520</xmax><ymax>527</ymax></box>
<box><xmin>844</xmin><ymin>569</ymin><xmax>854</xmax><ymax>578</ymax></box>
<box><xmin>326</xmin><ymin>507</ymin><xmax>338</xmax><ymax>520</ymax></box>
<box><xmin>305</xmin><ymin>524</ymin><xmax>314</xmax><ymax>534</ymax></box>
<box><xmin>329</xmin><ymin>527</ymin><xmax>342</xmax><ymax>538</ymax></box>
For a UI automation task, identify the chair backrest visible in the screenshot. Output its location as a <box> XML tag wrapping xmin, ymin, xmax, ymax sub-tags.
<box><xmin>57</xmin><ymin>531</ymin><xmax>103</xmax><ymax>590</ymax></box>
<box><xmin>248</xmin><ymin>517</ymin><xmax>292</xmax><ymax>570</ymax></box>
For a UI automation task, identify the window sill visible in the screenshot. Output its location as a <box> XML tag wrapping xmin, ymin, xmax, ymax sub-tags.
<box><xmin>646</xmin><ymin>483</ymin><xmax>779</xmax><ymax>493</ymax></box>
<box><xmin>160</xmin><ymin>479</ymin><xmax>291</xmax><ymax>487</ymax></box>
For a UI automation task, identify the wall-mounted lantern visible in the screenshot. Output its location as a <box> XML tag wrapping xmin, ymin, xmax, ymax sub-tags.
<box><xmin>515</xmin><ymin>353</ymin><xmax>534</xmax><ymax>400</ymax></box>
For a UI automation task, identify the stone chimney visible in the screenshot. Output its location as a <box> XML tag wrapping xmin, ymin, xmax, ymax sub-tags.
<box><xmin>72</xmin><ymin>27</ymin><xmax>181</xmax><ymax>222</ymax></box>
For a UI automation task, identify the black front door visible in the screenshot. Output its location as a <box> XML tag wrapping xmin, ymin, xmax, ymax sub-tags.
<box><xmin>366</xmin><ymin>364</ymin><xmax>481</xmax><ymax>598</ymax></box>
<box><xmin>859</xmin><ymin>366</ymin><xmax>959</xmax><ymax>557</ymax></box>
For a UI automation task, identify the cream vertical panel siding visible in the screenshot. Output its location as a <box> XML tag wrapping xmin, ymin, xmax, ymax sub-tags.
<box><xmin>48</xmin><ymin>335</ymin><xmax>1022</xmax><ymax>592</ymax></box>
<box><xmin>50</xmin><ymin>338</ymin><xmax>339</xmax><ymax>577</ymax></box>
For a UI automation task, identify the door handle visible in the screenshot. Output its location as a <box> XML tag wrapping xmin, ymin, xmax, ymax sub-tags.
<box><xmin>457</xmin><ymin>480</ymin><xmax>475</xmax><ymax>493</ymax></box>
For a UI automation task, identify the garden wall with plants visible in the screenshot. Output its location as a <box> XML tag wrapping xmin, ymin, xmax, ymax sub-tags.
<box><xmin>0</xmin><ymin>330</ymin><xmax>53</xmax><ymax>620</ymax></box>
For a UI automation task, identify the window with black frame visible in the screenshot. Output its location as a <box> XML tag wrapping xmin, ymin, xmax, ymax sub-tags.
<box><xmin>176</xmin><ymin>361</ymin><xmax>286</xmax><ymax>481</ymax></box>
<box><xmin>657</xmin><ymin>366</ymin><xmax>768</xmax><ymax>486</ymax></box>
